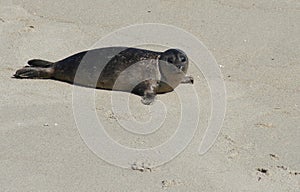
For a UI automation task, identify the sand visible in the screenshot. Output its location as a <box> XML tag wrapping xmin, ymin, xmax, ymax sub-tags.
<box><xmin>0</xmin><ymin>0</ymin><xmax>299</xmax><ymax>191</ymax></box>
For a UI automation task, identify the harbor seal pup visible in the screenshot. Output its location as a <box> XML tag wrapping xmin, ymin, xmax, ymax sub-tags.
<box><xmin>14</xmin><ymin>47</ymin><xmax>193</xmax><ymax>105</ymax></box>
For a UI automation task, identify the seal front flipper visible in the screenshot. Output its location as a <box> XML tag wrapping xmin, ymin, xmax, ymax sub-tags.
<box><xmin>141</xmin><ymin>80</ymin><xmax>158</xmax><ymax>105</ymax></box>
<box><xmin>142</xmin><ymin>91</ymin><xmax>156</xmax><ymax>105</ymax></box>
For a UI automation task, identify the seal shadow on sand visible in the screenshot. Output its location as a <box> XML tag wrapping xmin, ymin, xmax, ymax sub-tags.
<box><xmin>13</xmin><ymin>47</ymin><xmax>194</xmax><ymax>105</ymax></box>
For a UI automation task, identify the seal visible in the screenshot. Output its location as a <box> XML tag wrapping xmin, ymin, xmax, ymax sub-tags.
<box><xmin>14</xmin><ymin>47</ymin><xmax>193</xmax><ymax>105</ymax></box>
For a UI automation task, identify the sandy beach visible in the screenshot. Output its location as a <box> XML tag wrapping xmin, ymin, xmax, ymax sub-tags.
<box><xmin>0</xmin><ymin>0</ymin><xmax>299</xmax><ymax>191</ymax></box>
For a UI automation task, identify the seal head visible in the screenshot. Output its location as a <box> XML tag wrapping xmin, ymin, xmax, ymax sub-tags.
<box><xmin>157</xmin><ymin>49</ymin><xmax>189</xmax><ymax>93</ymax></box>
<box><xmin>160</xmin><ymin>49</ymin><xmax>189</xmax><ymax>73</ymax></box>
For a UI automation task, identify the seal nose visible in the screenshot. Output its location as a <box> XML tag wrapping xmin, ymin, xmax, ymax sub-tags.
<box><xmin>179</xmin><ymin>55</ymin><xmax>187</xmax><ymax>63</ymax></box>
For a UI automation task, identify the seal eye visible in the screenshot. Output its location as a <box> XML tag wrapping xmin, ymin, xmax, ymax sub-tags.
<box><xmin>180</xmin><ymin>55</ymin><xmax>187</xmax><ymax>62</ymax></box>
<box><xmin>167</xmin><ymin>57</ymin><xmax>174</xmax><ymax>64</ymax></box>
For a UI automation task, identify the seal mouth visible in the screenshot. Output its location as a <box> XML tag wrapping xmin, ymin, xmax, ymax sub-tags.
<box><xmin>176</xmin><ymin>64</ymin><xmax>185</xmax><ymax>72</ymax></box>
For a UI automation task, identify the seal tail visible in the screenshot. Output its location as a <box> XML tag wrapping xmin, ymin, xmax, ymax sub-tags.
<box><xmin>14</xmin><ymin>59</ymin><xmax>55</xmax><ymax>79</ymax></box>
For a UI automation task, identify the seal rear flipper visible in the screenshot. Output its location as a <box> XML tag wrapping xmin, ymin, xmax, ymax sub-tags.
<box><xmin>14</xmin><ymin>67</ymin><xmax>54</xmax><ymax>79</ymax></box>
<box><xmin>28</xmin><ymin>59</ymin><xmax>53</xmax><ymax>68</ymax></box>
